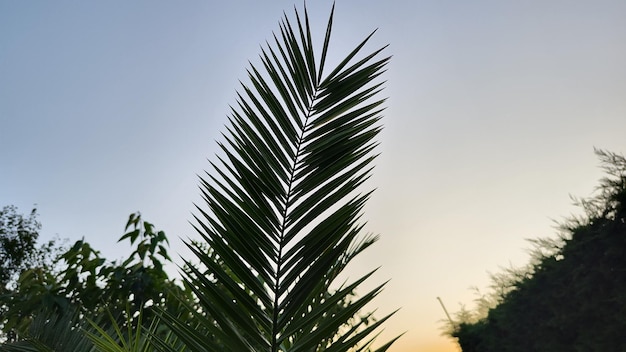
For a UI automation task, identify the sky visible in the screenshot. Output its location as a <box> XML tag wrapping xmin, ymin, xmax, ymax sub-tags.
<box><xmin>2</xmin><ymin>1</ymin><xmax>626</xmax><ymax>351</ymax></box>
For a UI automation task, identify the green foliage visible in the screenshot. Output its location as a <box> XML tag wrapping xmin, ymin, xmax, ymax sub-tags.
<box><xmin>451</xmin><ymin>149</ymin><xmax>626</xmax><ymax>351</ymax></box>
<box><xmin>0</xmin><ymin>206</ymin><xmax>40</xmax><ymax>289</ymax></box>
<box><xmin>85</xmin><ymin>306</ymin><xmax>151</xmax><ymax>352</ymax></box>
<box><xmin>157</xmin><ymin>4</ymin><xmax>396</xmax><ymax>352</ymax></box>
<box><xmin>0</xmin><ymin>206</ymin><xmax>64</xmax><ymax>292</ymax></box>
<box><xmin>55</xmin><ymin>212</ymin><xmax>177</xmax><ymax>315</ymax></box>
<box><xmin>4</xmin><ymin>308</ymin><xmax>96</xmax><ymax>352</ymax></box>
<box><xmin>0</xmin><ymin>212</ymin><xmax>191</xmax><ymax>349</ymax></box>
<box><xmin>0</xmin><ymin>206</ymin><xmax>65</xmax><ymax>342</ymax></box>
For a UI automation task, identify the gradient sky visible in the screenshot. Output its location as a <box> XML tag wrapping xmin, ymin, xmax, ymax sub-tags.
<box><xmin>2</xmin><ymin>1</ymin><xmax>626</xmax><ymax>351</ymax></box>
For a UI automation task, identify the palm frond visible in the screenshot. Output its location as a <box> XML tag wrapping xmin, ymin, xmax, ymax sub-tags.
<box><xmin>160</xmin><ymin>4</ymin><xmax>394</xmax><ymax>351</ymax></box>
<box><xmin>0</xmin><ymin>307</ymin><xmax>95</xmax><ymax>352</ymax></box>
<box><xmin>85</xmin><ymin>307</ymin><xmax>149</xmax><ymax>352</ymax></box>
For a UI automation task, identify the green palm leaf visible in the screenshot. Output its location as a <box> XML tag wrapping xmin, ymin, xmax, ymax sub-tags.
<box><xmin>160</xmin><ymin>4</ymin><xmax>394</xmax><ymax>351</ymax></box>
<box><xmin>0</xmin><ymin>308</ymin><xmax>96</xmax><ymax>352</ymax></box>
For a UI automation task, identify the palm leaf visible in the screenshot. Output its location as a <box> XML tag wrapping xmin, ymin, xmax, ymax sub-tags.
<box><xmin>0</xmin><ymin>307</ymin><xmax>95</xmax><ymax>352</ymax></box>
<box><xmin>160</xmin><ymin>4</ymin><xmax>393</xmax><ymax>351</ymax></box>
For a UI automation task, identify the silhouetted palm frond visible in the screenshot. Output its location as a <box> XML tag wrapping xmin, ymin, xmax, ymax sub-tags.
<box><xmin>158</xmin><ymin>4</ymin><xmax>396</xmax><ymax>352</ymax></box>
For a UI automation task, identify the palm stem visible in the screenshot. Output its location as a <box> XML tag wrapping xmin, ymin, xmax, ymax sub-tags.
<box><xmin>272</xmin><ymin>91</ymin><xmax>317</xmax><ymax>351</ymax></box>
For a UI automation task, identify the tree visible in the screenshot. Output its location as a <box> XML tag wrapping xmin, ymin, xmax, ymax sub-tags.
<box><xmin>156</xmin><ymin>4</ymin><xmax>397</xmax><ymax>352</ymax></box>
<box><xmin>0</xmin><ymin>206</ymin><xmax>65</xmax><ymax>342</ymax></box>
<box><xmin>0</xmin><ymin>206</ymin><xmax>61</xmax><ymax>291</ymax></box>
<box><xmin>450</xmin><ymin>149</ymin><xmax>626</xmax><ymax>351</ymax></box>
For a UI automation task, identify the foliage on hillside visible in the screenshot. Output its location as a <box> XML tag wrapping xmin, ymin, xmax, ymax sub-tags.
<box><xmin>450</xmin><ymin>149</ymin><xmax>626</xmax><ymax>351</ymax></box>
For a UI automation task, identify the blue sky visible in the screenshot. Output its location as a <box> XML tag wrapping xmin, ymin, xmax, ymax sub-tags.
<box><xmin>2</xmin><ymin>1</ymin><xmax>626</xmax><ymax>351</ymax></box>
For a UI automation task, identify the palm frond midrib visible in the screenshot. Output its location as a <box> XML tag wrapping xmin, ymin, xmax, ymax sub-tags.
<box><xmin>271</xmin><ymin>87</ymin><xmax>322</xmax><ymax>350</ymax></box>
